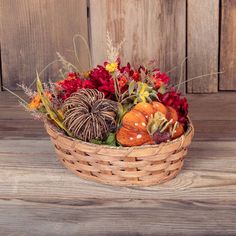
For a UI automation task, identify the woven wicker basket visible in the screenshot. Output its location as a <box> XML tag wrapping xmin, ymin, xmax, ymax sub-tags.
<box><xmin>45</xmin><ymin>119</ymin><xmax>194</xmax><ymax>186</ymax></box>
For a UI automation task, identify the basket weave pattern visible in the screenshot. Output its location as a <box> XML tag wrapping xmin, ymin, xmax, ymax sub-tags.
<box><xmin>45</xmin><ymin>120</ymin><xmax>194</xmax><ymax>186</ymax></box>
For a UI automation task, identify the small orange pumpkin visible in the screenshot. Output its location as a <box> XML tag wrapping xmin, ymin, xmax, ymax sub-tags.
<box><xmin>116</xmin><ymin>102</ymin><xmax>182</xmax><ymax>147</ymax></box>
<box><xmin>166</xmin><ymin>106</ymin><xmax>178</xmax><ymax>124</ymax></box>
<box><xmin>172</xmin><ymin>123</ymin><xmax>184</xmax><ymax>139</ymax></box>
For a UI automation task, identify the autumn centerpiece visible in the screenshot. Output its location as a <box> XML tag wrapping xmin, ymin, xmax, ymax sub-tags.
<box><xmin>20</xmin><ymin>34</ymin><xmax>194</xmax><ymax>186</ymax></box>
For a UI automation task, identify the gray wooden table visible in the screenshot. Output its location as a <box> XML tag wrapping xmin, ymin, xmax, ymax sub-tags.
<box><xmin>0</xmin><ymin>92</ymin><xmax>236</xmax><ymax>235</ymax></box>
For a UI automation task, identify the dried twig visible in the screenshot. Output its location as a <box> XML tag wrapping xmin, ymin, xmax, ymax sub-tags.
<box><xmin>73</xmin><ymin>34</ymin><xmax>92</xmax><ymax>69</ymax></box>
<box><xmin>174</xmin><ymin>71</ymin><xmax>224</xmax><ymax>89</ymax></box>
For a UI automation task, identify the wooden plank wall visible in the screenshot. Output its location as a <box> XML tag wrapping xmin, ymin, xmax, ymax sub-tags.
<box><xmin>220</xmin><ymin>0</ymin><xmax>236</xmax><ymax>90</ymax></box>
<box><xmin>90</xmin><ymin>0</ymin><xmax>186</xmax><ymax>89</ymax></box>
<box><xmin>0</xmin><ymin>0</ymin><xmax>236</xmax><ymax>93</ymax></box>
<box><xmin>187</xmin><ymin>0</ymin><xmax>219</xmax><ymax>93</ymax></box>
<box><xmin>0</xmin><ymin>0</ymin><xmax>89</xmax><ymax>90</ymax></box>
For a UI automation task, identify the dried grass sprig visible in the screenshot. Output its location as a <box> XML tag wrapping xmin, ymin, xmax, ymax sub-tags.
<box><xmin>174</xmin><ymin>71</ymin><xmax>224</xmax><ymax>89</ymax></box>
<box><xmin>56</xmin><ymin>52</ymin><xmax>79</xmax><ymax>73</ymax></box>
<box><xmin>106</xmin><ymin>31</ymin><xmax>125</xmax><ymax>63</ymax></box>
<box><xmin>19</xmin><ymin>101</ymin><xmax>44</xmax><ymax>120</ymax></box>
<box><xmin>177</xmin><ymin>57</ymin><xmax>188</xmax><ymax>92</ymax></box>
<box><xmin>73</xmin><ymin>34</ymin><xmax>92</xmax><ymax>69</ymax></box>
<box><xmin>166</xmin><ymin>66</ymin><xmax>177</xmax><ymax>75</ymax></box>
<box><xmin>17</xmin><ymin>83</ymin><xmax>37</xmax><ymax>99</ymax></box>
<box><xmin>2</xmin><ymin>86</ymin><xmax>28</xmax><ymax>105</ymax></box>
<box><xmin>2</xmin><ymin>85</ymin><xmax>44</xmax><ymax>119</ymax></box>
<box><xmin>28</xmin><ymin>59</ymin><xmax>61</xmax><ymax>88</ymax></box>
<box><xmin>36</xmin><ymin>73</ymin><xmax>68</xmax><ymax>133</ymax></box>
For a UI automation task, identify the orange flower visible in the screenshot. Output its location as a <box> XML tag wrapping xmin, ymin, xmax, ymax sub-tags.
<box><xmin>153</xmin><ymin>78</ymin><xmax>163</xmax><ymax>89</ymax></box>
<box><xmin>28</xmin><ymin>92</ymin><xmax>52</xmax><ymax>110</ymax></box>
<box><xmin>119</xmin><ymin>76</ymin><xmax>127</xmax><ymax>89</ymax></box>
<box><xmin>28</xmin><ymin>94</ymin><xmax>41</xmax><ymax>110</ymax></box>
<box><xmin>45</xmin><ymin>91</ymin><xmax>52</xmax><ymax>100</ymax></box>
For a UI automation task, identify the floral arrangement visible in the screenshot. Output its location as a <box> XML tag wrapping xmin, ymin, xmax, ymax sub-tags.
<box><xmin>20</xmin><ymin>33</ymin><xmax>189</xmax><ymax>147</ymax></box>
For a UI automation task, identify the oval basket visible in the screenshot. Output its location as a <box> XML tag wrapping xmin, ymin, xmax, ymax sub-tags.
<box><xmin>45</xmin><ymin>119</ymin><xmax>194</xmax><ymax>186</ymax></box>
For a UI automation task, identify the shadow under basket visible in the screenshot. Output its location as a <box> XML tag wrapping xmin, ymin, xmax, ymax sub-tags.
<box><xmin>45</xmin><ymin>119</ymin><xmax>194</xmax><ymax>187</ymax></box>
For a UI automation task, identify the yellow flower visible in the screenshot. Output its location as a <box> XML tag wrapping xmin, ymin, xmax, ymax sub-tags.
<box><xmin>135</xmin><ymin>82</ymin><xmax>150</xmax><ymax>103</ymax></box>
<box><xmin>83</xmin><ymin>71</ymin><xmax>91</xmax><ymax>78</ymax></box>
<box><xmin>105</xmin><ymin>62</ymin><xmax>118</xmax><ymax>73</ymax></box>
<box><xmin>28</xmin><ymin>94</ymin><xmax>41</xmax><ymax>110</ymax></box>
<box><xmin>139</xmin><ymin>91</ymin><xmax>150</xmax><ymax>103</ymax></box>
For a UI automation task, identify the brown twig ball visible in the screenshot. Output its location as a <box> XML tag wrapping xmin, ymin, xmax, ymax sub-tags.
<box><xmin>62</xmin><ymin>89</ymin><xmax>117</xmax><ymax>142</ymax></box>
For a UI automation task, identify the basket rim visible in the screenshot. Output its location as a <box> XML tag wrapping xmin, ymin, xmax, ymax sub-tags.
<box><xmin>44</xmin><ymin>117</ymin><xmax>194</xmax><ymax>150</ymax></box>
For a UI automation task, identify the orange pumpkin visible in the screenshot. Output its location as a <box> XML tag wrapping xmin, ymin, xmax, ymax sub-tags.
<box><xmin>172</xmin><ymin>123</ymin><xmax>184</xmax><ymax>139</ymax></box>
<box><xmin>116</xmin><ymin>102</ymin><xmax>182</xmax><ymax>147</ymax></box>
<box><xmin>152</xmin><ymin>101</ymin><xmax>168</xmax><ymax>116</ymax></box>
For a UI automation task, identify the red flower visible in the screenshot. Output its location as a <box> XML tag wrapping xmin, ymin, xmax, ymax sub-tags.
<box><xmin>89</xmin><ymin>65</ymin><xmax>115</xmax><ymax>98</ymax></box>
<box><xmin>119</xmin><ymin>63</ymin><xmax>134</xmax><ymax>76</ymax></box>
<box><xmin>82</xmin><ymin>80</ymin><xmax>96</xmax><ymax>89</ymax></box>
<box><xmin>158</xmin><ymin>89</ymin><xmax>188</xmax><ymax>125</ymax></box>
<box><xmin>132</xmin><ymin>71</ymin><xmax>140</xmax><ymax>81</ymax></box>
<box><xmin>98</xmin><ymin>82</ymin><xmax>115</xmax><ymax>97</ymax></box>
<box><xmin>152</xmin><ymin>70</ymin><xmax>170</xmax><ymax>89</ymax></box>
<box><xmin>56</xmin><ymin>73</ymin><xmax>83</xmax><ymax>100</ymax></box>
<box><xmin>119</xmin><ymin>76</ymin><xmax>127</xmax><ymax>89</ymax></box>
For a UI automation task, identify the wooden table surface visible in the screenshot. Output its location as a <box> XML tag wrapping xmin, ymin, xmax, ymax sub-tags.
<box><xmin>0</xmin><ymin>92</ymin><xmax>236</xmax><ymax>236</ymax></box>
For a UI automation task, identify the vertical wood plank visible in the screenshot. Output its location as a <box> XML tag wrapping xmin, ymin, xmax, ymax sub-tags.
<box><xmin>0</xmin><ymin>0</ymin><xmax>89</xmax><ymax>90</ymax></box>
<box><xmin>187</xmin><ymin>0</ymin><xmax>219</xmax><ymax>93</ymax></box>
<box><xmin>220</xmin><ymin>0</ymin><xmax>236</xmax><ymax>90</ymax></box>
<box><xmin>90</xmin><ymin>0</ymin><xmax>186</xmax><ymax>90</ymax></box>
<box><xmin>0</xmin><ymin>46</ymin><xmax>2</xmax><ymax>91</ymax></box>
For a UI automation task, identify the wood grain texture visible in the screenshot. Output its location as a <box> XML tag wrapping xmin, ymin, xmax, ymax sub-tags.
<box><xmin>1</xmin><ymin>91</ymin><xmax>236</xmax><ymax>140</ymax></box>
<box><xmin>0</xmin><ymin>0</ymin><xmax>89</xmax><ymax>90</ymax></box>
<box><xmin>187</xmin><ymin>0</ymin><xmax>219</xmax><ymax>93</ymax></box>
<box><xmin>0</xmin><ymin>140</ymin><xmax>236</xmax><ymax>200</ymax></box>
<box><xmin>220</xmin><ymin>0</ymin><xmax>236</xmax><ymax>90</ymax></box>
<box><xmin>1</xmin><ymin>91</ymin><xmax>236</xmax><ymax>234</ymax></box>
<box><xmin>0</xmin><ymin>140</ymin><xmax>236</xmax><ymax>235</ymax></box>
<box><xmin>0</xmin><ymin>199</ymin><xmax>235</xmax><ymax>236</ymax></box>
<box><xmin>90</xmin><ymin>0</ymin><xmax>186</xmax><ymax>89</ymax></box>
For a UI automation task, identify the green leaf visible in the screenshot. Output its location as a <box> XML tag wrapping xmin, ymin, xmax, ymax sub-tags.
<box><xmin>36</xmin><ymin>73</ymin><xmax>69</xmax><ymax>134</ymax></box>
<box><xmin>158</xmin><ymin>85</ymin><xmax>166</xmax><ymax>94</ymax></box>
<box><xmin>118</xmin><ymin>103</ymin><xmax>124</xmax><ymax>116</ymax></box>
<box><xmin>137</xmin><ymin>82</ymin><xmax>142</xmax><ymax>94</ymax></box>
<box><xmin>105</xmin><ymin>133</ymin><xmax>116</xmax><ymax>146</ymax></box>
<box><xmin>150</xmin><ymin>92</ymin><xmax>158</xmax><ymax>99</ymax></box>
<box><xmin>128</xmin><ymin>80</ymin><xmax>135</xmax><ymax>95</ymax></box>
<box><xmin>90</xmin><ymin>139</ymin><xmax>103</xmax><ymax>145</ymax></box>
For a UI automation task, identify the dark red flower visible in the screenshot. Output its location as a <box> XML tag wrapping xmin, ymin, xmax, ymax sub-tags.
<box><xmin>132</xmin><ymin>71</ymin><xmax>140</xmax><ymax>81</ymax></box>
<box><xmin>158</xmin><ymin>89</ymin><xmax>188</xmax><ymax>125</ymax></box>
<box><xmin>119</xmin><ymin>63</ymin><xmax>134</xmax><ymax>76</ymax></box>
<box><xmin>82</xmin><ymin>80</ymin><xmax>96</xmax><ymax>89</ymax></box>
<box><xmin>152</xmin><ymin>70</ymin><xmax>170</xmax><ymax>89</ymax></box>
<box><xmin>89</xmin><ymin>65</ymin><xmax>115</xmax><ymax>98</ymax></box>
<box><xmin>55</xmin><ymin>73</ymin><xmax>83</xmax><ymax>100</ymax></box>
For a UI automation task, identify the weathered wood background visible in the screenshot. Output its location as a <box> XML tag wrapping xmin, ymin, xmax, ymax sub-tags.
<box><xmin>0</xmin><ymin>0</ymin><xmax>236</xmax><ymax>93</ymax></box>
